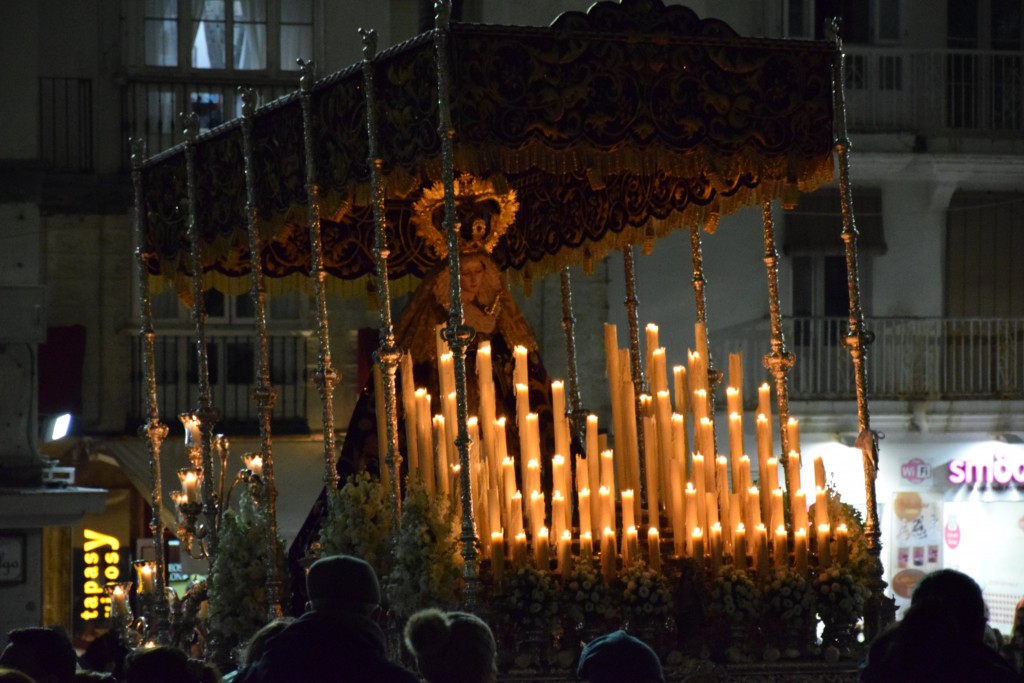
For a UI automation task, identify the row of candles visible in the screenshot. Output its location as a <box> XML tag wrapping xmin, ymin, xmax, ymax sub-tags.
<box><xmin>374</xmin><ymin>320</ymin><xmax>851</xmax><ymax>585</ymax></box>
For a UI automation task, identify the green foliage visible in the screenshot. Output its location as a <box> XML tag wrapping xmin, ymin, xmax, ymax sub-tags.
<box><xmin>562</xmin><ymin>557</ymin><xmax>619</xmax><ymax>627</ymax></box>
<box><xmin>207</xmin><ymin>487</ymin><xmax>290</xmax><ymax>652</ymax></box>
<box><xmin>762</xmin><ymin>567</ymin><xmax>816</xmax><ymax>622</ymax></box>
<box><xmin>319</xmin><ymin>471</ymin><xmax>394</xmax><ymax>579</ymax></box>
<box><xmin>708</xmin><ymin>566</ymin><xmax>761</xmax><ymax>622</ymax></box>
<box><xmin>497</xmin><ymin>565</ymin><xmax>560</xmax><ymax>630</ymax></box>
<box><xmin>384</xmin><ymin>481</ymin><xmax>462</xmax><ymax>619</ymax></box>
<box><xmin>620</xmin><ymin>560</ymin><xmax>673</xmax><ymax>620</ymax></box>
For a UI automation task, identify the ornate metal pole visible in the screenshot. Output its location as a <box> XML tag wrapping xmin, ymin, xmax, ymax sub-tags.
<box><xmin>297</xmin><ymin>60</ymin><xmax>341</xmax><ymax>501</ymax></box>
<box><xmin>827</xmin><ymin>17</ymin><xmax>891</xmax><ymax>638</ymax></box>
<box><xmin>687</xmin><ymin>224</ymin><xmax>722</xmax><ymax>454</ymax></box>
<box><xmin>760</xmin><ymin>203</ymin><xmax>797</xmax><ymax>494</ymax></box>
<box><xmin>238</xmin><ymin>88</ymin><xmax>284</xmax><ymax>620</ymax></box>
<box><xmin>130</xmin><ymin>137</ymin><xmax>170</xmax><ymax>640</ymax></box>
<box><xmin>621</xmin><ymin>246</ymin><xmax>648</xmax><ymax>504</ymax></box>
<box><xmin>181</xmin><ymin>112</ymin><xmax>221</xmax><ymax>561</ymax></box>
<box><xmin>433</xmin><ymin>0</ymin><xmax>479</xmax><ymax>608</ymax></box>
<box><xmin>559</xmin><ymin>266</ymin><xmax>587</xmax><ymax>489</ymax></box>
<box><xmin>360</xmin><ymin>28</ymin><xmax>404</xmax><ymax>531</ymax></box>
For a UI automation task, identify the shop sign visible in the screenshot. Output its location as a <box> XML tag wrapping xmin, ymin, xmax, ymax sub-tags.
<box><xmin>900</xmin><ymin>458</ymin><xmax>931</xmax><ymax>484</ymax></box>
<box><xmin>80</xmin><ymin>529</ymin><xmax>121</xmax><ymax>621</ymax></box>
<box><xmin>948</xmin><ymin>453</ymin><xmax>1024</xmax><ymax>487</ymax></box>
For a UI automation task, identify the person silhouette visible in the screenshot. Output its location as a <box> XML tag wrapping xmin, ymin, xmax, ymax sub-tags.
<box><xmin>860</xmin><ymin>569</ymin><xmax>1019</xmax><ymax>683</ymax></box>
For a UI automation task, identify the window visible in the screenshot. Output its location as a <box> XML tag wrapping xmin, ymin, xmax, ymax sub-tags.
<box><xmin>143</xmin><ymin>0</ymin><xmax>313</xmax><ymax>73</ymax></box>
<box><xmin>946</xmin><ymin>191</ymin><xmax>1024</xmax><ymax>316</ymax></box>
<box><xmin>783</xmin><ymin>0</ymin><xmax>898</xmax><ymax>42</ymax></box>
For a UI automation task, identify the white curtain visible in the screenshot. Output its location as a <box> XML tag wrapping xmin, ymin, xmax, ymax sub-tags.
<box><xmin>234</xmin><ymin>0</ymin><xmax>267</xmax><ymax>70</ymax></box>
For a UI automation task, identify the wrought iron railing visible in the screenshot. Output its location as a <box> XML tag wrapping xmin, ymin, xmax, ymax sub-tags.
<box><xmin>129</xmin><ymin>330</ymin><xmax>311</xmax><ymax>432</ymax></box>
<box><xmin>120</xmin><ymin>77</ymin><xmax>294</xmax><ymax>163</ymax></box>
<box><xmin>713</xmin><ymin>317</ymin><xmax>1024</xmax><ymax>404</ymax></box>
<box><xmin>844</xmin><ymin>47</ymin><xmax>1024</xmax><ymax>136</ymax></box>
<box><xmin>39</xmin><ymin>77</ymin><xmax>93</xmax><ymax>170</ymax></box>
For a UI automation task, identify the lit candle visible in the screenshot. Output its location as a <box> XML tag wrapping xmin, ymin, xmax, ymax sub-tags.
<box><xmin>685</xmin><ymin>484</ymin><xmax>698</xmax><ymax>554</ymax></box>
<box><xmin>557</xmin><ymin>530</ymin><xmax>573</xmax><ymax>581</ymax></box>
<box><xmin>134</xmin><ymin>561</ymin><xmax>155</xmax><ymax>595</ymax></box>
<box><xmin>814</xmin><ymin>486</ymin><xmax>830</xmax><ymax>533</ymax></box>
<box><xmin>755</xmin><ymin>413</ymin><xmax>772</xmax><ymax>514</ymax></box>
<box><xmin>501</xmin><ymin>453</ymin><xmax>515</xmax><ymax>527</ymax></box>
<box><xmin>601</xmin><ymin>527</ymin><xmax>617</xmax><ymax>584</ymax></box>
<box><xmin>754</xmin><ymin>523</ymin><xmax>769</xmax><ymax>578</ymax></box>
<box><xmin>673</xmin><ymin>365</ymin><xmax>688</xmax><ymax>416</ymax></box>
<box><xmin>691</xmin><ymin>527</ymin><xmax>705</xmax><ymax>565</ymax></box>
<box><xmin>774</xmin><ymin>524</ymin><xmax>789</xmax><ymax>568</ymax></box>
<box><xmin>510</xmin><ymin>491</ymin><xmax>524</xmax><ymax>538</ymax></box>
<box><xmin>794</xmin><ymin>527</ymin><xmax>808</xmax><ymax>575</ymax></box>
<box><xmin>181</xmin><ymin>413</ymin><xmax>201</xmax><ymax>448</ymax></box>
<box><xmin>109</xmin><ymin>583</ymin><xmax>130</xmax><ymax>619</ymax></box>
<box><xmin>766</xmin><ymin>456</ymin><xmax>780</xmax><ymax>492</ymax></box>
<box><xmin>621</xmin><ymin>489</ymin><xmax>635</xmax><ymax>532</ymax></box>
<box><xmin>747</xmin><ymin>486</ymin><xmax>762</xmax><ymax>533</ymax></box>
<box><xmin>491</xmin><ymin>531</ymin><xmax>505</xmax><ymax>583</ymax></box>
<box><xmin>710</xmin><ymin>522</ymin><xmax>723</xmax><ymax>573</ymax></box>
<box><xmin>527</xmin><ymin>459</ymin><xmax>542</xmax><ymax>514</ymax></box>
<box><xmin>600</xmin><ymin>449</ymin><xmax>616</xmax><ymax>493</ymax></box>
<box><xmin>580</xmin><ymin>531</ymin><xmax>594</xmax><ymax>561</ymax></box>
<box><xmin>836</xmin><ymin>523</ymin><xmax>849</xmax><ymax>564</ymax></box>
<box><xmin>733</xmin><ymin>523</ymin><xmax>747</xmax><ymax>569</ymax></box>
<box><xmin>757</xmin><ymin>383</ymin><xmax>772</xmax><ymax>425</ymax></box>
<box><xmin>551</xmin><ymin>490</ymin><xmax>566</xmax><ymax>541</ymax></box>
<box><xmin>513</xmin><ymin>346</ymin><xmax>529</xmax><ymax>393</ymax></box>
<box><xmin>792</xmin><ymin>489</ymin><xmax>809</xmax><ymax>535</ymax></box>
<box><xmin>648</xmin><ymin>527</ymin><xmax>661</xmax><ymax>572</ymax></box>
<box><xmin>651</xmin><ymin>347</ymin><xmax>668</xmax><ymax>397</ymax></box>
<box><xmin>770</xmin><ymin>487</ymin><xmax>785</xmax><ymax>534</ymax></box>
<box><xmin>530</xmin><ymin>490</ymin><xmax>545</xmax><ymax>537</ymax></box>
<box><xmin>586</xmin><ymin>415</ymin><xmax>601</xmax><ymax>529</ymax></box>
<box><xmin>818</xmin><ymin>523</ymin><xmax>832</xmax><ymax>569</ymax></box>
<box><xmin>670</xmin><ymin>454</ymin><xmax>686</xmax><ymax>557</ymax></box>
<box><xmin>534</xmin><ymin>526</ymin><xmax>550</xmax><ymax>569</ymax></box>
<box><xmin>242</xmin><ymin>453</ymin><xmax>263</xmax><ymax>478</ymax></box>
<box><xmin>692</xmin><ymin>454</ymin><xmax>707</xmax><ymax>531</ymax></box>
<box><xmin>513</xmin><ymin>531</ymin><xmax>528</xmax><ymax>570</ymax></box>
<box><xmin>598</xmin><ymin>485</ymin><xmax>613</xmax><ymax>534</ymax></box>
<box><xmin>728</xmin><ymin>411</ymin><xmax>744</xmax><ymax>485</ymax></box>
<box><xmin>739</xmin><ymin>455</ymin><xmax>752</xmax><ymax>499</ymax></box>
<box><xmin>551</xmin><ymin>380</ymin><xmax>570</xmax><ymax>467</ymax></box>
<box><xmin>433</xmin><ymin>415</ymin><xmax>449</xmax><ymax>497</ymax></box>
<box><xmin>786</xmin><ymin>417</ymin><xmax>801</xmax><ymax>456</ymax></box>
<box><xmin>716</xmin><ymin>456</ymin><xmax>731</xmax><ymax>542</ymax></box>
<box><xmin>178</xmin><ymin>468</ymin><xmax>200</xmax><ymax>504</ymax></box>
<box><xmin>814</xmin><ymin>453</ymin><xmax>827</xmax><ymax>491</ymax></box>
<box><xmin>625</xmin><ymin>526</ymin><xmax>639</xmax><ymax>566</ymax></box>
<box><xmin>579</xmin><ymin>488</ymin><xmax>593</xmax><ymax>540</ymax></box>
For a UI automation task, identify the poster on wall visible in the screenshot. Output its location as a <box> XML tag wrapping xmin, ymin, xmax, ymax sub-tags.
<box><xmin>942</xmin><ymin>500</ymin><xmax>1024</xmax><ymax>635</ymax></box>
<box><xmin>888</xmin><ymin>491</ymin><xmax>944</xmax><ymax>614</ymax></box>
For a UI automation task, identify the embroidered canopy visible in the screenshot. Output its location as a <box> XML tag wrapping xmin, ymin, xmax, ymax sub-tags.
<box><xmin>139</xmin><ymin>0</ymin><xmax>837</xmax><ymax>295</ymax></box>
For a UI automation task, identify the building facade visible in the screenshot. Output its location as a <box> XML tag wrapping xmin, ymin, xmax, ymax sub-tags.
<box><xmin>1</xmin><ymin>0</ymin><xmax>1021</xmax><ymax>639</ymax></box>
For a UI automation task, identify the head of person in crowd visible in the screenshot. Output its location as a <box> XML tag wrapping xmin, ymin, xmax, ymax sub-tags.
<box><xmin>909</xmin><ymin>568</ymin><xmax>988</xmax><ymax>641</ymax></box>
<box><xmin>305</xmin><ymin>554</ymin><xmax>382</xmax><ymax>618</ymax></box>
<box><xmin>124</xmin><ymin>646</ymin><xmax>191</xmax><ymax>683</ymax></box>
<box><xmin>403</xmin><ymin>608</ymin><xmax>497</xmax><ymax>683</ymax></box>
<box><xmin>0</xmin><ymin>628</ymin><xmax>77</xmax><ymax>683</ymax></box>
<box><xmin>577</xmin><ymin>630</ymin><xmax>665</xmax><ymax>683</ymax></box>
<box><xmin>235</xmin><ymin>618</ymin><xmax>295</xmax><ymax>669</ymax></box>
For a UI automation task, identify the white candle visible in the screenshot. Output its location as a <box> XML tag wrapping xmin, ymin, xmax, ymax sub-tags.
<box><xmin>621</xmin><ymin>489</ymin><xmax>635</xmax><ymax>533</ymax></box>
<box><xmin>710</xmin><ymin>522</ymin><xmax>723</xmax><ymax>573</ymax></box>
<box><xmin>673</xmin><ymin>365</ymin><xmax>688</xmax><ymax>416</ymax></box>
<box><xmin>836</xmin><ymin>523</ymin><xmax>849</xmax><ymax>564</ymax></box>
<box><xmin>733</xmin><ymin>523</ymin><xmax>747</xmax><ymax>569</ymax></box>
<box><xmin>513</xmin><ymin>345</ymin><xmax>529</xmax><ymax>393</ymax></box>
<box><xmin>818</xmin><ymin>523</ymin><xmax>832</xmax><ymax>569</ymax></box>
<box><xmin>580</xmin><ymin>531</ymin><xmax>594</xmax><ymax>561</ymax></box>
<box><xmin>601</xmin><ymin>527</ymin><xmax>617</xmax><ymax>584</ymax></box>
<box><xmin>647</xmin><ymin>527</ymin><xmax>661</xmax><ymax>572</ymax></box>
<box><xmin>754</xmin><ymin>524</ymin><xmax>769</xmax><ymax>578</ymax></box>
<box><xmin>691</xmin><ymin>527</ymin><xmax>705</xmax><ymax>563</ymax></box>
<box><xmin>534</xmin><ymin>526</ymin><xmax>550</xmax><ymax>569</ymax></box>
<box><xmin>774</xmin><ymin>524</ymin><xmax>789</xmax><ymax>568</ymax></box>
<box><xmin>794</xmin><ymin>527</ymin><xmax>808</xmax><ymax>575</ymax></box>
<box><xmin>513</xmin><ymin>531</ymin><xmax>528</xmax><ymax>570</ymax></box>
<box><xmin>178</xmin><ymin>468</ymin><xmax>200</xmax><ymax>504</ymax></box>
<box><xmin>491</xmin><ymin>531</ymin><xmax>505</xmax><ymax>583</ymax></box>
<box><xmin>551</xmin><ymin>490</ymin><xmax>566</xmax><ymax>541</ymax></box>
<box><xmin>814</xmin><ymin>486</ymin><xmax>830</xmax><ymax>532</ymax></box>
<box><xmin>557</xmin><ymin>530</ymin><xmax>573</xmax><ymax>581</ymax></box>
<box><xmin>433</xmin><ymin>415</ymin><xmax>449</xmax><ymax>497</ymax></box>
<box><xmin>579</xmin><ymin>488</ymin><xmax>593</xmax><ymax>541</ymax></box>
<box><xmin>624</xmin><ymin>525</ymin><xmax>639</xmax><ymax>566</ymax></box>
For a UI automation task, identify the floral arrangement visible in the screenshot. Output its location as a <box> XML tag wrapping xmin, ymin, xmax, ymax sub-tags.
<box><xmin>620</xmin><ymin>560</ymin><xmax>673</xmax><ymax>621</ymax></box>
<box><xmin>563</xmin><ymin>558</ymin><xmax>619</xmax><ymax>628</ymax></box>
<box><xmin>762</xmin><ymin>567</ymin><xmax>816</xmax><ymax>623</ymax></box>
<box><xmin>498</xmin><ymin>565</ymin><xmax>560</xmax><ymax>631</ymax></box>
<box><xmin>319</xmin><ymin>471</ymin><xmax>393</xmax><ymax>579</ymax></box>
<box><xmin>813</xmin><ymin>565</ymin><xmax>870</xmax><ymax>627</ymax></box>
<box><xmin>708</xmin><ymin>566</ymin><xmax>761</xmax><ymax>623</ymax></box>
<box><xmin>207</xmin><ymin>486</ymin><xmax>289</xmax><ymax>654</ymax></box>
<box><xmin>384</xmin><ymin>481</ymin><xmax>462</xmax><ymax>619</ymax></box>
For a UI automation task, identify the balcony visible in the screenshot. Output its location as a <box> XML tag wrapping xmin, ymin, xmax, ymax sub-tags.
<box><xmin>129</xmin><ymin>329</ymin><xmax>311</xmax><ymax>434</ymax></box>
<box><xmin>713</xmin><ymin>317</ymin><xmax>1024</xmax><ymax>404</ymax></box>
<box><xmin>844</xmin><ymin>47</ymin><xmax>1024</xmax><ymax>137</ymax></box>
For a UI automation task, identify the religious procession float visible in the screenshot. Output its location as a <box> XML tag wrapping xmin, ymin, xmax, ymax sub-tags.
<box><xmin>118</xmin><ymin>1</ymin><xmax>892</xmax><ymax>679</ymax></box>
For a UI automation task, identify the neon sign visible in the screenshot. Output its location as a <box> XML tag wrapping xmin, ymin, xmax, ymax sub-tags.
<box><xmin>948</xmin><ymin>453</ymin><xmax>1024</xmax><ymax>487</ymax></box>
<box><xmin>81</xmin><ymin>529</ymin><xmax>121</xmax><ymax>621</ymax></box>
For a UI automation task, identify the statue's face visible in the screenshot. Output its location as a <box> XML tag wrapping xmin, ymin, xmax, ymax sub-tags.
<box><xmin>459</xmin><ymin>256</ymin><xmax>486</xmax><ymax>299</ymax></box>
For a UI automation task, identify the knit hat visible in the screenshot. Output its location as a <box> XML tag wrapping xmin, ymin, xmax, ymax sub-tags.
<box><xmin>404</xmin><ymin>609</ymin><xmax>497</xmax><ymax>683</ymax></box>
<box><xmin>577</xmin><ymin>630</ymin><xmax>665</xmax><ymax>683</ymax></box>
<box><xmin>306</xmin><ymin>555</ymin><xmax>381</xmax><ymax>612</ymax></box>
